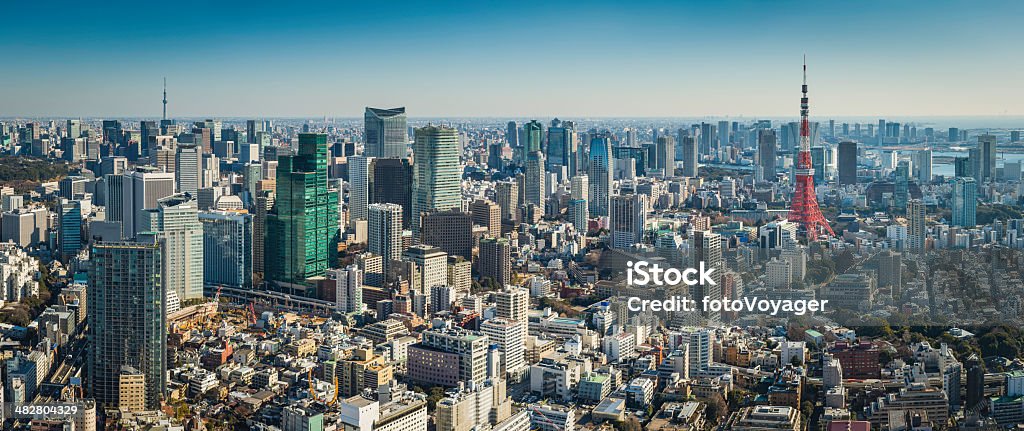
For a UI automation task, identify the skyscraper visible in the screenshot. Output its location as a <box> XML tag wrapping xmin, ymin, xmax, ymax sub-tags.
<box><xmin>546</xmin><ymin>119</ymin><xmax>576</xmax><ymax>173</ymax></box>
<box><xmin>469</xmin><ymin>199</ymin><xmax>501</xmax><ymax>238</ymax></box>
<box><xmin>837</xmin><ymin>141</ymin><xmax>857</xmax><ymax>185</ymax></box>
<box><xmin>175</xmin><ymin>144</ymin><xmax>201</xmax><ymax>196</ymax></box>
<box><xmin>523</xmin><ymin>120</ymin><xmax>543</xmax><ymax>154</ymax></box>
<box><xmin>88</xmin><ymin>238</ymin><xmax>166</xmax><ymax>410</ymax></box>
<box><xmin>906</xmin><ymin>199</ymin><xmax>925</xmax><ymax>253</ymax></box>
<box><xmin>524</xmin><ymin>151</ymin><xmax>546</xmax><ymax>206</ymax></box>
<box><xmin>680</xmin><ymin>136</ymin><xmax>698</xmax><ymax>177</ymax></box>
<box><xmin>609</xmin><ymin>194</ymin><xmax>647</xmax><ymax>249</ymax></box>
<box><xmin>587</xmin><ymin>133</ymin><xmax>613</xmax><ymax>217</ymax></box>
<box><xmin>655</xmin><ymin>135</ymin><xmax>675</xmax><ymax>175</ymax></box>
<box><xmin>364</xmin><ymin>107</ymin><xmax>408</xmax><ymax>158</ymax></box>
<box><xmin>757</xmin><ymin>130</ymin><xmax>777</xmax><ymax>182</ymax></box>
<box><xmin>952</xmin><ymin>177</ymin><xmax>977</xmax><ymax>228</ymax></box>
<box><xmin>114</xmin><ymin>167</ymin><xmax>176</xmax><ymax>240</ymax></box>
<box><xmin>916</xmin><ymin>148</ymin><xmax>932</xmax><ymax>183</ymax></box>
<box><xmin>265</xmin><ymin>133</ymin><xmax>340</xmax><ymax>284</ymax></box>
<box><xmin>58</xmin><ymin>199</ymin><xmax>82</xmax><ymax>260</ymax></box>
<box><xmin>348</xmin><ymin>155</ymin><xmax>374</xmax><ymax>226</ymax></box>
<box><xmin>972</xmin><ymin>134</ymin><xmax>997</xmax><ymax>183</ymax></box>
<box><xmin>494</xmin><ymin>181</ymin><xmax>519</xmax><ymax>222</ymax></box>
<box><xmin>412</xmin><ymin>126</ymin><xmax>461</xmax><ymax>239</ymax></box>
<box><xmin>138</xmin><ymin>194</ymin><xmax>204</xmax><ymax>301</ymax></box>
<box><xmin>368</xmin><ymin>203</ymin><xmax>404</xmax><ymax>277</ymax></box>
<box><xmin>199</xmin><ymin>210</ymin><xmax>253</xmax><ymax>290</ymax></box>
<box><xmin>691</xmin><ymin>230</ymin><xmax>722</xmax><ymax>320</ymax></box>
<box><xmin>894</xmin><ymin>161</ymin><xmax>910</xmax><ymax>210</ymax></box>
<box><xmin>506</xmin><ymin>121</ymin><xmax>519</xmax><ymax>149</ymax></box>
<box><xmin>371</xmin><ymin>157</ymin><xmax>414</xmax><ymax>228</ymax></box>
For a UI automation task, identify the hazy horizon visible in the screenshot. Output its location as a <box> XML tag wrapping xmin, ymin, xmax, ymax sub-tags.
<box><xmin>4</xmin><ymin>1</ymin><xmax>1024</xmax><ymax>118</ymax></box>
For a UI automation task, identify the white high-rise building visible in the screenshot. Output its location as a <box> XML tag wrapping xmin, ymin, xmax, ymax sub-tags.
<box><xmin>494</xmin><ymin>287</ymin><xmax>528</xmax><ymax>322</ymax></box>
<box><xmin>368</xmin><ymin>203</ymin><xmax>403</xmax><ymax>276</ymax></box>
<box><xmin>348</xmin><ymin>156</ymin><xmax>374</xmax><ymax>227</ymax></box>
<box><xmin>117</xmin><ymin>168</ymin><xmax>175</xmax><ymax>239</ymax></box>
<box><xmin>481</xmin><ymin>317</ymin><xmax>527</xmax><ymax>379</ymax></box>
<box><xmin>765</xmin><ymin>258</ymin><xmax>793</xmax><ymax>289</ymax></box>
<box><xmin>570</xmin><ymin>175</ymin><xmax>588</xmax><ymax>201</ymax></box>
<box><xmin>403</xmin><ymin>245</ymin><xmax>448</xmax><ymax>296</ymax></box>
<box><xmin>328</xmin><ymin>265</ymin><xmax>364</xmax><ymax>314</ymax></box>
<box><xmin>680</xmin><ymin>327</ymin><xmax>713</xmax><ymax>376</ymax></box>
<box><xmin>175</xmin><ymin>144</ymin><xmax>201</xmax><ymax>196</ymax></box>
<box><xmin>138</xmin><ymin>194</ymin><xmax>204</xmax><ymax>302</ymax></box>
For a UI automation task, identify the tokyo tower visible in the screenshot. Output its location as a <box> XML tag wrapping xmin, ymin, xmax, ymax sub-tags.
<box><xmin>788</xmin><ymin>57</ymin><xmax>835</xmax><ymax>240</ymax></box>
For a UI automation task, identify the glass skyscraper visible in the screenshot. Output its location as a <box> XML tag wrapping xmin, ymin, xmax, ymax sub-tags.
<box><xmin>411</xmin><ymin>125</ymin><xmax>461</xmax><ymax>239</ymax></box>
<box><xmin>587</xmin><ymin>133</ymin><xmax>613</xmax><ymax>217</ymax></box>
<box><xmin>88</xmin><ymin>238</ymin><xmax>166</xmax><ymax>410</ymax></box>
<box><xmin>200</xmin><ymin>210</ymin><xmax>253</xmax><ymax>289</ymax></box>
<box><xmin>364</xmin><ymin>107</ymin><xmax>408</xmax><ymax>158</ymax></box>
<box><xmin>266</xmin><ymin>133</ymin><xmax>340</xmax><ymax>285</ymax></box>
<box><xmin>952</xmin><ymin>176</ymin><xmax>977</xmax><ymax>227</ymax></box>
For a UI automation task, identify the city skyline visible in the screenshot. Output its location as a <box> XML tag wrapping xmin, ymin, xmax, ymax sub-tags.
<box><xmin>3</xmin><ymin>1</ymin><xmax>1024</xmax><ymax>118</ymax></box>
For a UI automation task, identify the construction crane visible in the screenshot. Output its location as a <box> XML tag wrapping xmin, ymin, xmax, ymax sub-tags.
<box><xmin>307</xmin><ymin>368</ymin><xmax>339</xmax><ymax>405</ymax></box>
<box><xmin>530</xmin><ymin>406</ymin><xmax>565</xmax><ymax>431</ymax></box>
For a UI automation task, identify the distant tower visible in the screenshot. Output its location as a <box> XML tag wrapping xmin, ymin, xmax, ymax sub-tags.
<box><xmin>788</xmin><ymin>57</ymin><xmax>835</xmax><ymax>240</ymax></box>
<box><xmin>162</xmin><ymin>77</ymin><xmax>167</xmax><ymax>121</ymax></box>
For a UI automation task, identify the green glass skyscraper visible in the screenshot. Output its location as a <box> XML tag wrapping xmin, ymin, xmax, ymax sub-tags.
<box><xmin>412</xmin><ymin>125</ymin><xmax>461</xmax><ymax>239</ymax></box>
<box><xmin>266</xmin><ymin>133</ymin><xmax>340</xmax><ymax>285</ymax></box>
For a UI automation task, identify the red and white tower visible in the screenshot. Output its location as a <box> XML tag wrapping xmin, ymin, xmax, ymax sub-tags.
<box><xmin>788</xmin><ymin>57</ymin><xmax>835</xmax><ymax>240</ymax></box>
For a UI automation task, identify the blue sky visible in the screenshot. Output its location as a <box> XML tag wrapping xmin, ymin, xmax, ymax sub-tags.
<box><xmin>2</xmin><ymin>1</ymin><xmax>1022</xmax><ymax>118</ymax></box>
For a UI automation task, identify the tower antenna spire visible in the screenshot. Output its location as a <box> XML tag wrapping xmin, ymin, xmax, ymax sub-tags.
<box><xmin>162</xmin><ymin>77</ymin><xmax>167</xmax><ymax>121</ymax></box>
<box><xmin>788</xmin><ymin>56</ymin><xmax>835</xmax><ymax>240</ymax></box>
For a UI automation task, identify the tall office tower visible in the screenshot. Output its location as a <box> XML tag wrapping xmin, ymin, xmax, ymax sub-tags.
<box><xmin>138</xmin><ymin>194</ymin><xmax>204</xmax><ymax>301</ymax></box>
<box><xmin>567</xmin><ymin>199</ymin><xmax>588</xmax><ymax>233</ymax></box>
<box><xmin>717</xmin><ymin>120</ymin><xmax>730</xmax><ymax>155</ymax></box>
<box><xmin>140</xmin><ymin>120</ymin><xmax>158</xmax><ymax>154</ymax></box>
<box><xmin>404</xmin><ymin>245</ymin><xmax>449</xmax><ymax>296</ymax></box>
<box><xmin>479</xmin><ymin>237</ymin><xmax>512</xmax><ymax>287</ymax></box>
<box><xmin>265</xmin><ymin>133</ymin><xmax>340</xmax><ymax>284</ymax></box>
<box><xmin>328</xmin><ymin>264</ymin><xmax>364</xmax><ymax>314</ymax></box>
<box><xmin>954</xmin><ymin>157</ymin><xmax>972</xmax><ymax>178</ymax></box>
<box><xmin>201</xmin><ymin>153</ymin><xmax>219</xmax><ymax>189</ymax></box>
<box><xmin>907</xmin><ymin>199</ymin><xmax>926</xmax><ymax>253</ymax></box>
<box><xmin>691</xmin><ymin>230</ymin><xmax>722</xmax><ymax>319</ymax></box>
<box><xmin>411</xmin><ymin>126</ymin><xmax>461</xmax><ymax>239</ymax></box>
<box><xmin>952</xmin><ymin>177</ymin><xmax>977</xmax><ymax>228</ymax></box>
<box><xmin>368</xmin><ymin>203</ymin><xmax>404</xmax><ymax>277</ymax></box>
<box><xmin>245</xmin><ymin>119</ymin><xmax>258</xmax><ymax>144</ymax></box>
<box><xmin>470</xmin><ymin>199</ymin><xmax>501</xmax><ymax>238</ymax></box>
<box><xmin>348</xmin><ymin>156</ymin><xmax>374</xmax><ymax>226</ymax></box>
<box><xmin>837</xmin><ymin>141</ymin><xmax>857</xmax><ymax>185</ymax></box>
<box><xmin>972</xmin><ymin>134</ymin><xmax>997</xmax><ymax>183</ymax></box>
<box><xmin>916</xmin><ymin>148</ymin><xmax>933</xmax><ymax>183</ymax></box>
<box><xmin>372</xmin><ymin>157</ymin><xmax>414</xmax><ymax>228</ymax></box>
<box><xmin>655</xmin><ymin>136</ymin><xmax>675</xmax><ymax>174</ymax></box>
<box><xmin>58</xmin><ymin>199</ymin><xmax>82</xmax><ymax>260</ymax></box>
<box><xmin>88</xmin><ymin>239</ymin><xmax>166</xmax><ymax>410</ymax></box>
<box><xmin>948</xmin><ymin>127</ymin><xmax>959</xmax><ymax>142</ymax></box>
<box><xmin>252</xmin><ymin>191</ymin><xmax>273</xmax><ymax>274</ymax></box>
<box><xmin>118</xmin><ymin>167</ymin><xmax>176</xmax><ymax>239</ymax></box>
<box><xmin>421</xmin><ymin>210</ymin><xmax>474</xmax><ymax>260</ymax></box>
<box><xmin>756</xmin><ymin>130</ymin><xmax>777</xmax><ymax>182</ymax></box>
<box><xmin>494</xmin><ymin>181</ymin><xmax>518</xmax><ymax>222</ymax></box>
<box><xmin>364</xmin><ymin>107</ymin><xmax>408</xmax><ymax>158</ymax></box>
<box><xmin>506</xmin><ymin>121</ymin><xmax>519</xmax><ymax>150</ymax></box>
<box><xmin>788</xmin><ymin>60</ymin><xmax>835</xmax><ymax>240</ymax></box>
<box><xmin>587</xmin><ymin>133</ymin><xmax>613</xmax><ymax>217</ymax></box>
<box><xmin>546</xmin><ymin>119</ymin><xmax>576</xmax><ymax>173</ymax></box>
<box><xmin>680</xmin><ymin>136</ymin><xmax>698</xmax><ymax>177</ymax></box>
<box><xmin>174</xmin><ymin>144</ymin><xmax>201</xmax><ymax>196</ymax></box>
<box><xmin>522</xmin><ymin>120</ymin><xmax>543</xmax><ymax>154</ymax></box>
<box><xmin>609</xmin><ymin>194</ymin><xmax>647</xmax><ymax>249</ymax></box>
<box><xmin>524</xmin><ymin>151</ymin><xmax>546</xmax><ymax>206</ymax></box>
<box><xmin>570</xmin><ymin>175</ymin><xmax>589</xmax><ymax>201</ymax></box>
<box><xmin>810</xmin><ymin>145</ymin><xmax>834</xmax><ymax>184</ymax></box>
<box><xmin>894</xmin><ymin>161</ymin><xmax>910</xmax><ymax>210</ymax></box>
<box><xmin>67</xmin><ymin>119</ymin><xmax>82</xmax><ymax>138</ymax></box>
<box><xmin>698</xmin><ymin>122</ymin><xmax>716</xmax><ymax>156</ymax></box>
<box><xmin>199</xmin><ymin>210</ymin><xmax>253</xmax><ymax>290</ymax></box>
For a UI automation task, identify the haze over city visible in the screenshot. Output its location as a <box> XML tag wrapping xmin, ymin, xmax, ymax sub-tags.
<box><xmin>3</xmin><ymin>0</ymin><xmax>1024</xmax><ymax>118</ymax></box>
